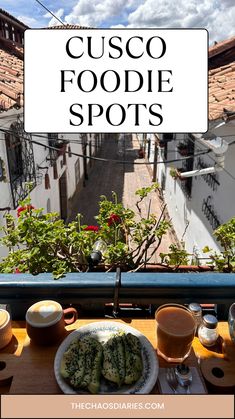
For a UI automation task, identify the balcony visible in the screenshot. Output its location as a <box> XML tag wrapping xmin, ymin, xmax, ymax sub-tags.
<box><xmin>0</xmin><ymin>271</ymin><xmax>235</xmax><ymax>320</ymax></box>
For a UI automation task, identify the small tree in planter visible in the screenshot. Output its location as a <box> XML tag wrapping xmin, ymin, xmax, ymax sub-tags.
<box><xmin>169</xmin><ymin>167</ymin><xmax>187</xmax><ymax>181</ymax></box>
<box><xmin>203</xmin><ymin>217</ymin><xmax>235</xmax><ymax>272</ymax></box>
<box><xmin>169</xmin><ymin>167</ymin><xmax>180</xmax><ymax>179</ymax></box>
<box><xmin>160</xmin><ymin>243</ymin><xmax>190</xmax><ymax>268</ymax></box>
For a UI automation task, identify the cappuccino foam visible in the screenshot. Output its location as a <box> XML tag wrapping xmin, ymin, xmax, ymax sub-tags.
<box><xmin>26</xmin><ymin>300</ymin><xmax>62</xmax><ymax>327</ymax></box>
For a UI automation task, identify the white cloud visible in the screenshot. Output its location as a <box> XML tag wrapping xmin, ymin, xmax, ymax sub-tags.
<box><xmin>44</xmin><ymin>8</ymin><xmax>64</xmax><ymax>27</ymax></box>
<box><xmin>17</xmin><ymin>15</ymin><xmax>38</xmax><ymax>27</ymax></box>
<box><xmin>110</xmin><ymin>24</ymin><xmax>126</xmax><ymax>28</ymax></box>
<box><xmin>29</xmin><ymin>0</ymin><xmax>234</xmax><ymax>41</ymax></box>
<box><xmin>126</xmin><ymin>0</ymin><xmax>235</xmax><ymax>43</ymax></box>
<box><xmin>64</xmin><ymin>0</ymin><xmax>141</xmax><ymax>27</ymax></box>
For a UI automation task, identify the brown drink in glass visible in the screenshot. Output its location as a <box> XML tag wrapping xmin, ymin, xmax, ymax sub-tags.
<box><xmin>155</xmin><ymin>304</ymin><xmax>196</xmax><ymax>362</ymax></box>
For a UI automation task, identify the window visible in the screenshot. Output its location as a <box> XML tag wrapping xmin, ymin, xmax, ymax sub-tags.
<box><xmin>180</xmin><ymin>134</ymin><xmax>195</xmax><ymax>199</ymax></box>
<box><xmin>48</xmin><ymin>133</ymin><xmax>59</xmax><ymax>163</ymax></box>
<box><xmin>5</xmin><ymin>121</ymin><xmax>36</xmax><ymax>208</ymax></box>
<box><xmin>12</xmin><ymin>26</ymin><xmax>15</xmax><ymax>42</ymax></box>
<box><xmin>163</xmin><ymin>133</ymin><xmax>174</xmax><ymax>141</ymax></box>
<box><xmin>4</xmin><ymin>22</ymin><xmax>9</xmax><ymax>39</ymax></box>
<box><xmin>5</xmin><ymin>127</ymin><xmax>23</xmax><ymax>181</ymax></box>
<box><xmin>0</xmin><ymin>158</ymin><xmax>5</xmax><ymax>181</ymax></box>
<box><xmin>161</xmin><ymin>133</ymin><xmax>174</xmax><ymax>160</ymax></box>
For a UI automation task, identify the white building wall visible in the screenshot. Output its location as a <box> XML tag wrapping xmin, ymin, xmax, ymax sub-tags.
<box><xmin>155</xmin><ymin>124</ymin><xmax>235</xmax><ymax>257</ymax></box>
<box><xmin>61</xmin><ymin>133</ymin><xmax>84</xmax><ymax>201</ymax></box>
<box><xmin>29</xmin><ymin>134</ymin><xmax>61</xmax><ymax>215</ymax></box>
<box><xmin>0</xmin><ymin>110</ymin><xmax>101</xmax><ymax>260</ymax></box>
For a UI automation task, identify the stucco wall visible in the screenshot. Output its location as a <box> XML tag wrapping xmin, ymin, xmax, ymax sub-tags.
<box><xmin>154</xmin><ymin>126</ymin><xmax>235</xmax><ymax>257</ymax></box>
<box><xmin>0</xmin><ymin>110</ymin><xmax>100</xmax><ymax>260</ymax></box>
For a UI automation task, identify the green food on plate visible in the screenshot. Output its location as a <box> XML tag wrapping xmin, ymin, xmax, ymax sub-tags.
<box><xmin>59</xmin><ymin>332</ymin><xmax>143</xmax><ymax>394</ymax></box>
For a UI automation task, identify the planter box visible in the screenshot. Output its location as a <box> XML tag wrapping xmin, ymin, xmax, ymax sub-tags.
<box><xmin>178</xmin><ymin>148</ymin><xmax>189</xmax><ymax>156</ymax></box>
<box><xmin>0</xmin><ymin>271</ymin><xmax>235</xmax><ymax>320</ymax></box>
<box><xmin>138</xmin><ymin>148</ymin><xmax>145</xmax><ymax>158</ymax></box>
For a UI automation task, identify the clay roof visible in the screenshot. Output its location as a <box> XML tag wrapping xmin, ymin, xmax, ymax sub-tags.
<box><xmin>209</xmin><ymin>36</ymin><xmax>235</xmax><ymax>121</ymax></box>
<box><xmin>209</xmin><ymin>36</ymin><xmax>235</xmax><ymax>59</ymax></box>
<box><xmin>0</xmin><ymin>46</ymin><xmax>23</xmax><ymax>112</ymax></box>
<box><xmin>0</xmin><ymin>19</ymin><xmax>233</xmax><ymax>119</ymax></box>
<box><xmin>0</xmin><ymin>9</ymin><xmax>26</xmax><ymax>111</ymax></box>
<box><xmin>0</xmin><ymin>8</ymin><xmax>29</xmax><ymax>29</ymax></box>
<box><xmin>0</xmin><ymin>23</ymin><xmax>92</xmax><ymax>112</ymax></box>
<box><xmin>46</xmin><ymin>24</ymin><xmax>92</xmax><ymax>29</ymax></box>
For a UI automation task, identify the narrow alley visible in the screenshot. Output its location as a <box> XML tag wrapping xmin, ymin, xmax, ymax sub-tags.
<box><xmin>70</xmin><ymin>134</ymin><xmax>177</xmax><ymax>260</ymax></box>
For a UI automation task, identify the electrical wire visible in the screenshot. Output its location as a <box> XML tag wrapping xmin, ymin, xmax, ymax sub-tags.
<box><xmin>0</xmin><ymin>124</ymin><xmax>233</xmax><ymax>172</ymax></box>
<box><xmin>0</xmin><ymin>127</ymin><xmax>211</xmax><ymax>165</ymax></box>
<box><xmin>0</xmin><ymin>122</ymin><xmax>234</xmax><ymax>142</ymax></box>
<box><xmin>35</xmin><ymin>0</ymin><xmax>65</xmax><ymax>26</ymax></box>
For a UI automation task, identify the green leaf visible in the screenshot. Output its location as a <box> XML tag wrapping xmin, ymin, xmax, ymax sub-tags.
<box><xmin>202</xmin><ymin>246</ymin><xmax>211</xmax><ymax>253</ymax></box>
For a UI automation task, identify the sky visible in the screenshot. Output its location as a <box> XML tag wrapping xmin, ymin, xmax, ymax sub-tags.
<box><xmin>1</xmin><ymin>0</ymin><xmax>235</xmax><ymax>44</ymax></box>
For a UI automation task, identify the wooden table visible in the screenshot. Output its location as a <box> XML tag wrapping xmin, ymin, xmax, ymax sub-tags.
<box><xmin>0</xmin><ymin>319</ymin><xmax>234</xmax><ymax>394</ymax></box>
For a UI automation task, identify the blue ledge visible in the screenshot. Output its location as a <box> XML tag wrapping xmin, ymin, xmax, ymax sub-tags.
<box><xmin>0</xmin><ymin>272</ymin><xmax>234</xmax><ymax>304</ymax></box>
<box><xmin>1</xmin><ymin>272</ymin><xmax>234</xmax><ymax>319</ymax></box>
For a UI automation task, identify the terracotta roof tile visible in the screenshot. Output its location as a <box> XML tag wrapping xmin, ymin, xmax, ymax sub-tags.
<box><xmin>209</xmin><ymin>36</ymin><xmax>235</xmax><ymax>58</ymax></box>
<box><xmin>0</xmin><ymin>8</ymin><xmax>29</xmax><ymax>29</ymax></box>
<box><xmin>0</xmin><ymin>22</ymin><xmax>93</xmax><ymax>112</ymax></box>
<box><xmin>0</xmin><ymin>47</ymin><xmax>23</xmax><ymax>111</ymax></box>
<box><xmin>0</xmin><ymin>23</ymin><xmax>234</xmax><ymax>120</ymax></box>
<box><xmin>209</xmin><ymin>36</ymin><xmax>235</xmax><ymax>120</ymax></box>
<box><xmin>0</xmin><ymin>93</ymin><xmax>15</xmax><ymax>110</ymax></box>
<box><xmin>46</xmin><ymin>24</ymin><xmax>93</xmax><ymax>29</ymax></box>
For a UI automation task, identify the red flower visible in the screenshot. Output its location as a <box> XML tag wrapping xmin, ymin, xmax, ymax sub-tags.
<box><xmin>17</xmin><ymin>205</ymin><xmax>35</xmax><ymax>217</ymax></box>
<box><xmin>14</xmin><ymin>268</ymin><xmax>21</xmax><ymax>274</ymax></box>
<box><xmin>108</xmin><ymin>213</ymin><xmax>121</xmax><ymax>226</ymax></box>
<box><xmin>84</xmin><ymin>225</ymin><xmax>99</xmax><ymax>232</ymax></box>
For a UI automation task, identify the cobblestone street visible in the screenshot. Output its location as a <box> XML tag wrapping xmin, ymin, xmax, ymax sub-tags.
<box><xmin>70</xmin><ymin>134</ymin><xmax>177</xmax><ymax>261</ymax></box>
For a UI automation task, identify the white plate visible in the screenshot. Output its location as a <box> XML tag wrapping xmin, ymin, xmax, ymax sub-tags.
<box><xmin>54</xmin><ymin>321</ymin><xmax>159</xmax><ymax>394</ymax></box>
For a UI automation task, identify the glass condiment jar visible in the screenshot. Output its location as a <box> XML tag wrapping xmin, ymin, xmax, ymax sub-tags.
<box><xmin>188</xmin><ymin>303</ymin><xmax>202</xmax><ymax>334</ymax></box>
<box><xmin>198</xmin><ymin>314</ymin><xmax>219</xmax><ymax>347</ymax></box>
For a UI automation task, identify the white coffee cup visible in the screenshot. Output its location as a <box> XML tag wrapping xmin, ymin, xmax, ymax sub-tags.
<box><xmin>0</xmin><ymin>309</ymin><xmax>12</xmax><ymax>349</ymax></box>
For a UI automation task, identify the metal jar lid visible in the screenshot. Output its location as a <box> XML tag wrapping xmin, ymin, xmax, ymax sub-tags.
<box><xmin>188</xmin><ymin>303</ymin><xmax>202</xmax><ymax>314</ymax></box>
<box><xmin>202</xmin><ymin>314</ymin><xmax>218</xmax><ymax>329</ymax></box>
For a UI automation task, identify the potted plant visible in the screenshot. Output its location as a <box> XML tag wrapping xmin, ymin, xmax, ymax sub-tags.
<box><xmin>177</xmin><ymin>142</ymin><xmax>188</xmax><ymax>156</ymax></box>
<box><xmin>170</xmin><ymin>167</ymin><xmax>180</xmax><ymax>179</ymax></box>
<box><xmin>138</xmin><ymin>147</ymin><xmax>145</xmax><ymax>158</ymax></box>
<box><xmin>0</xmin><ymin>185</ymin><xmax>171</xmax><ymax>278</ymax></box>
<box><xmin>170</xmin><ymin>167</ymin><xmax>188</xmax><ymax>181</ymax></box>
<box><xmin>158</xmin><ymin>140</ymin><xmax>165</xmax><ymax>148</ymax></box>
<box><xmin>54</xmin><ymin>141</ymin><xmax>67</xmax><ymax>156</ymax></box>
<box><xmin>59</xmin><ymin>143</ymin><xmax>67</xmax><ymax>156</ymax></box>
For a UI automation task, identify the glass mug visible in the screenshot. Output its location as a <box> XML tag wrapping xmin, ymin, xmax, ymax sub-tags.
<box><xmin>228</xmin><ymin>303</ymin><xmax>235</xmax><ymax>343</ymax></box>
<box><xmin>155</xmin><ymin>304</ymin><xmax>196</xmax><ymax>363</ymax></box>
